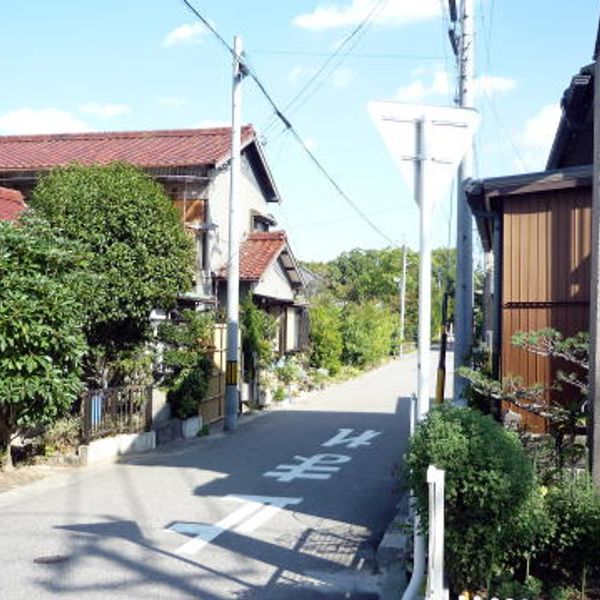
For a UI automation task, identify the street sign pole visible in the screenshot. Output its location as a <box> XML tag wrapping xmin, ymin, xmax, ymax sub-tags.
<box><xmin>369</xmin><ymin>100</ymin><xmax>479</xmax><ymax>600</ymax></box>
<box><xmin>416</xmin><ymin>118</ymin><xmax>432</xmax><ymax>421</ymax></box>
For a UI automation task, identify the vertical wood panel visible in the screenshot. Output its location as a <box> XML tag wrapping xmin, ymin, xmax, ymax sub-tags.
<box><xmin>499</xmin><ymin>185</ymin><xmax>591</xmax><ymax>432</ymax></box>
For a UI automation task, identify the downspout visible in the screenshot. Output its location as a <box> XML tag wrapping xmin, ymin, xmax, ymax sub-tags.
<box><xmin>491</xmin><ymin>209</ymin><xmax>502</xmax><ymax>380</ymax></box>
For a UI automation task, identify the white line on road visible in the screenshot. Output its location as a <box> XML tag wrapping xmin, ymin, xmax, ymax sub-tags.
<box><xmin>168</xmin><ymin>495</ymin><xmax>303</xmax><ymax>556</ymax></box>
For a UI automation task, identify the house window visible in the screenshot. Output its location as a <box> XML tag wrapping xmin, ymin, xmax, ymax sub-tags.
<box><xmin>251</xmin><ymin>211</ymin><xmax>277</xmax><ymax>232</ymax></box>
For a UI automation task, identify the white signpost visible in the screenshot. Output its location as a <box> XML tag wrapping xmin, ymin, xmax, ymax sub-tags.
<box><xmin>369</xmin><ymin>100</ymin><xmax>479</xmax><ymax>600</ymax></box>
<box><xmin>426</xmin><ymin>466</ymin><xmax>448</xmax><ymax>600</ymax></box>
<box><xmin>369</xmin><ymin>101</ymin><xmax>480</xmax><ymax>420</ymax></box>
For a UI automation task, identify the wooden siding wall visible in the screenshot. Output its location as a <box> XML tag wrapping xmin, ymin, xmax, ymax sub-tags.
<box><xmin>501</xmin><ymin>185</ymin><xmax>591</xmax><ymax>427</ymax></box>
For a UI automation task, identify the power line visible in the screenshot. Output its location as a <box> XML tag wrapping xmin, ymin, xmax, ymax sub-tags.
<box><xmin>248</xmin><ymin>49</ymin><xmax>444</xmax><ymax>61</ymax></box>
<box><xmin>181</xmin><ymin>0</ymin><xmax>398</xmax><ymax>248</ymax></box>
<box><xmin>262</xmin><ymin>0</ymin><xmax>390</xmax><ymax>136</ymax></box>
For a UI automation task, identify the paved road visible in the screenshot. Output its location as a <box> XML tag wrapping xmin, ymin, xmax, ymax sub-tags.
<box><xmin>0</xmin><ymin>354</ymin><xmax>446</xmax><ymax>599</ymax></box>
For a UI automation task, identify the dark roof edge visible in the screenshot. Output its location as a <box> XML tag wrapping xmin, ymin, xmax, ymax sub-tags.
<box><xmin>465</xmin><ymin>164</ymin><xmax>593</xmax><ymax>199</ymax></box>
<box><xmin>465</xmin><ymin>164</ymin><xmax>593</xmax><ymax>253</ymax></box>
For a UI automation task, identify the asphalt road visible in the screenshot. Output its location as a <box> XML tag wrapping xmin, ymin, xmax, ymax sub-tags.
<box><xmin>0</xmin><ymin>354</ymin><xmax>438</xmax><ymax>600</ymax></box>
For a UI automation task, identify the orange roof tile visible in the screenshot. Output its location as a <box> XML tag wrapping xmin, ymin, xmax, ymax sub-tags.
<box><xmin>0</xmin><ymin>126</ymin><xmax>256</xmax><ymax>172</ymax></box>
<box><xmin>0</xmin><ymin>187</ymin><xmax>26</xmax><ymax>221</ymax></box>
<box><xmin>219</xmin><ymin>231</ymin><xmax>287</xmax><ymax>281</ymax></box>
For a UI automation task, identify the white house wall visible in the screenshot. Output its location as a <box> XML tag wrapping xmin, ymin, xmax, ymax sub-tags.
<box><xmin>208</xmin><ymin>153</ymin><xmax>272</xmax><ymax>274</ymax></box>
<box><xmin>254</xmin><ymin>259</ymin><xmax>295</xmax><ymax>302</ymax></box>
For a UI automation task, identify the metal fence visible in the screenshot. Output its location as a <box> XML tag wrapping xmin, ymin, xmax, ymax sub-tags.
<box><xmin>81</xmin><ymin>386</ymin><xmax>153</xmax><ymax>443</ymax></box>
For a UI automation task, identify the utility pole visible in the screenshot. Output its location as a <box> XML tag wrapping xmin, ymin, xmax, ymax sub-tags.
<box><xmin>225</xmin><ymin>36</ymin><xmax>244</xmax><ymax>431</ymax></box>
<box><xmin>399</xmin><ymin>244</ymin><xmax>408</xmax><ymax>357</ymax></box>
<box><xmin>453</xmin><ymin>0</ymin><xmax>475</xmax><ymax>404</ymax></box>
<box><xmin>588</xmin><ymin>22</ymin><xmax>600</xmax><ymax>484</ymax></box>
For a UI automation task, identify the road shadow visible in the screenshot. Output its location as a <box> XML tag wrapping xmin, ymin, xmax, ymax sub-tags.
<box><xmin>21</xmin><ymin>398</ymin><xmax>413</xmax><ymax>599</ymax></box>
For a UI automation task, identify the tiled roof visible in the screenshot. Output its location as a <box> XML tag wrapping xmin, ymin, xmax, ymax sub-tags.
<box><xmin>240</xmin><ymin>231</ymin><xmax>287</xmax><ymax>280</ymax></box>
<box><xmin>219</xmin><ymin>231</ymin><xmax>287</xmax><ymax>281</ymax></box>
<box><xmin>0</xmin><ymin>126</ymin><xmax>256</xmax><ymax>172</ymax></box>
<box><xmin>0</xmin><ymin>187</ymin><xmax>26</xmax><ymax>221</ymax></box>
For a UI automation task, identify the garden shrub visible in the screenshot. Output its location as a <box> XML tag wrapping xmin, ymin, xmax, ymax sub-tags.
<box><xmin>538</xmin><ymin>474</ymin><xmax>600</xmax><ymax>590</ymax></box>
<box><xmin>157</xmin><ymin>310</ymin><xmax>214</xmax><ymax>420</ymax></box>
<box><xmin>240</xmin><ymin>296</ymin><xmax>278</xmax><ymax>369</ymax></box>
<box><xmin>308</xmin><ymin>300</ymin><xmax>343</xmax><ymax>374</ymax></box>
<box><xmin>38</xmin><ymin>416</ymin><xmax>82</xmax><ymax>456</ymax></box>
<box><xmin>404</xmin><ymin>406</ymin><xmax>535</xmax><ymax>593</ymax></box>
<box><xmin>340</xmin><ymin>301</ymin><xmax>395</xmax><ymax>367</ymax></box>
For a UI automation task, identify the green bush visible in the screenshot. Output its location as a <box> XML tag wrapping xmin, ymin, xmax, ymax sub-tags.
<box><xmin>38</xmin><ymin>416</ymin><xmax>82</xmax><ymax>456</ymax></box>
<box><xmin>240</xmin><ymin>297</ymin><xmax>278</xmax><ymax>369</ymax></box>
<box><xmin>275</xmin><ymin>358</ymin><xmax>302</xmax><ymax>386</ymax></box>
<box><xmin>0</xmin><ymin>218</ymin><xmax>89</xmax><ymax>468</ymax></box>
<box><xmin>538</xmin><ymin>474</ymin><xmax>600</xmax><ymax>590</ymax></box>
<box><xmin>168</xmin><ymin>360</ymin><xmax>211</xmax><ymax>419</ymax></box>
<box><xmin>157</xmin><ymin>310</ymin><xmax>214</xmax><ymax>420</ymax></box>
<box><xmin>404</xmin><ymin>406</ymin><xmax>535</xmax><ymax>593</ymax></box>
<box><xmin>273</xmin><ymin>386</ymin><xmax>286</xmax><ymax>402</ymax></box>
<box><xmin>491</xmin><ymin>576</ymin><xmax>543</xmax><ymax>600</ymax></box>
<box><xmin>340</xmin><ymin>301</ymin><xmax>395</xmax><ymax>367</ymax></box>
<box><xmin>308</xmin><ymin>300</ymin><xmax>343</xmax><ymax>374</ymax></box>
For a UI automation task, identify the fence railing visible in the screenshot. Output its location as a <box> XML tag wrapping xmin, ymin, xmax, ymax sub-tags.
<box><xmin>81</xmin><ymin>385</ymin><xmax>153</xmax><ymax>443</ymax></box>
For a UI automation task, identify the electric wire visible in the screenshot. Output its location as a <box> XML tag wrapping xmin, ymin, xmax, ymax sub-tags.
<box><xmin>261</xmin><ymin>0</ymin><xmax>390</xmax><ymax>137</ymax></box>
<box><xmin>249</xmin><ymin>50</ymin><xmax>444</xmax><ymax>61</ymax></box>
<box><xmin>477</xmin><ymin>0</ymin><xmax>528</xmax><ymax>172</ymax></box>
<box><xmin>180</xmin><ymin>0</ymin><xmax>398</xmax><ymax>248</ymax></box>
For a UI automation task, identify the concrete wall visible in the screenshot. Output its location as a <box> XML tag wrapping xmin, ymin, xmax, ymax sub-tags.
<box><xmin>209</xmin><ymin>153</ymin><xmax>276</xmax><ymax>274</ymax></box>
<box><xmin>254</xmin><ymin>258</ymin><xmax>295</xmax><ymax>302</ymax></box>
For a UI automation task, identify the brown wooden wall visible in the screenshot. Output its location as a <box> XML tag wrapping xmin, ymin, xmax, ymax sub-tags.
<box><xmin>500</xmin><ymin>185</ymin><xmax>591</xmax><ymax>426</ymax></box>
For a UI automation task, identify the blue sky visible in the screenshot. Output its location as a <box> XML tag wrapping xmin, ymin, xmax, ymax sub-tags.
<box><xmin>1</xmin><ymin>1</ymin><xmax>598</xmax><ymax>261</ymax></box>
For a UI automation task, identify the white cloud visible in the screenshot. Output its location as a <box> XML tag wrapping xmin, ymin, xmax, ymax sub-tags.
<box><xmin>303</xmin><ymin>137</ymin><xmax>317</xmax><ymax>150</ymax></box>
<box><xmin>474</xmin><ymin>75</ymin><xmax>517</xmax><ymax>97</ymax></box>
<box><xmin>288</xmin><ymin>66</ymin><xmax>306</xmax><ymax>86</ymax></box>
<box><xmin>158</xmin><ymin>96</ymin><xmax>187</xmax><ymax>108</ymax></box>
<box><xmin>332</xmin><ymin>67</ymin><xmax>355</xmax><ymax>88</ymax></box>
<box><xmin>394</xmin><ymin>69</ymin><xmax>515</xmax><ymax>102</ymax></box>
<box><xmin>0</xmin><ymin>108</ymin><xmax>92</xmax><ymax>134</ymax></box>
<box><xmin>519</xmin><ymin>103</ymin><xmax>561</xmax><ymax>153</ymax></box>
<box><xmin>287</xmin><ymin>65</ymin><xmax>318</xmax><ymax>86</ymax></box>
<box><xmin>394</xmin><ymin>69</ymin><xmax>450</xmax><ymax>102</ymax></box>
<box><xmin>294</xmin><ymin>0</ymin><xmax>441</xmax><ymax>31</ymax></box>
<box><xmin>162</xmin><ymin>22</ymin><xmax>209</xmax><ymax>47</ymax></box>
<box><xmin>79</xmin><ymin>102</ymin><xmax>130</xmax><ymax>118</ymax></box>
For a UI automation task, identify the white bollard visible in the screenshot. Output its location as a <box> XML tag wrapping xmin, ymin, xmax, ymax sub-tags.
<box><xmin>426</xmin><ymin>465</ymin><xmax>449</xmax><ymax>600</ymax></box>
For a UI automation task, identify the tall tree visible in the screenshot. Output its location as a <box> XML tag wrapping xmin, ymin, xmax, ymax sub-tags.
<box><xmin>0</xmin><ymin>218</ymin><xmax>89</xmax><ymax>468</ymax></box>
<box><xmin>31</xmin><ymin>163</ymin><xmax>195</xmax><ymax>386</ymax></box>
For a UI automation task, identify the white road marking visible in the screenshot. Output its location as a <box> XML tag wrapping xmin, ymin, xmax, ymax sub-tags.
<box><xmin>263</xmin><ymin>453</ymin><xmax>352</xmax><ymax>482</ymax></box>
<box><xmin>321</xmin><ymin>428</ymin><xmax>382</xmax><ymax>449</ymax></box>
<box><xmin>168</xmin><ymin>495</ymin><xmax>303</xmax><ymax>556</ymax></box>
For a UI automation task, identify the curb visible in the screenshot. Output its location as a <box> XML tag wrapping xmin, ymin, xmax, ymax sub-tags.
<box><xmin>376</xmin><ymin>493</ymin><xmax>411</xmax><ymax>599</ymax></box>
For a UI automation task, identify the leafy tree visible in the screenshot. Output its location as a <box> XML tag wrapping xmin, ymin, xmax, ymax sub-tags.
<box><xmin>307</xmin><ymin>246</ymin><xmax>456</xmax><ymax>343</ymax></box>
<box><xmin>340</xmin><ymin>301</ymin><xmax>395</xmax><ymax>367</ymax></box>
<box><xmin>157</xmin><ymin>310</ymin><xmax>214</xmax><ymax>419</ymax></box>
<box><xmin>0</xmin><ymin>218</ymin><xmax>89</xmax><ymax>468</ymax></box>
<box><xmin>308</xmin><ymin>299</ymin><xmax>343</xmax><ymax>374</ymax></box>
<box><xmin>30</xmin><ymin>163</ymin><xmax>194</xmax><ymax>386</ymax></box>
